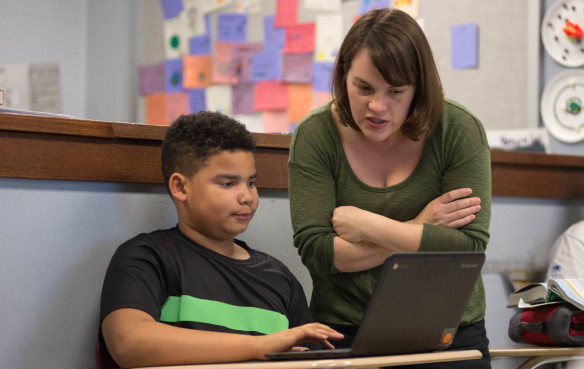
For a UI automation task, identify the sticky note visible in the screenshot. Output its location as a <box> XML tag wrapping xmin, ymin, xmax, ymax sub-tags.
<box><xmin>283</xmin><ymin>23</ymin><xmax>315</xmax><ymax>54</ymax></box>
<box><xmin>451</xmin><ymin>23</ymin><xmax>479</xmax><ymax>69</ymax></box>
<box><xmin>312</xmin><ymin>62</ymin><xmax>334</xmax><ymax>92</ymax></box>
<box><xmin>253</xmin><ymin>81</ymin><xmax>288</xmax><ymax>111</ymax></box>
<box><xmin>138</xmin><ymin>63</ymin><xmax>165</xmax><ymax>95</ymax></box>
<box><xmin>160</xmin><ymin>0</ymin><xmax>184</xmax><ymax>19</ymax></box>
<box><xmin>217</xmin><ymin>13</ymin><xmax>248</xmax><ymax>42</ymax></box>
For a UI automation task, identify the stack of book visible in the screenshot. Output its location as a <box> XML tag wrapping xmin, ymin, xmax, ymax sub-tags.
<box><xmin>507</xmin><ymin>278</ymin><xmax>584</xmax><ymax>310</ymax></box>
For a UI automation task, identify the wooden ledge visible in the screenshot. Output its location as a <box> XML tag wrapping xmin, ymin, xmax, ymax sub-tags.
<box><xmin>1</xmin><ymin>112</ymin><xmax>584</xmax><ymax>198</ymax></box>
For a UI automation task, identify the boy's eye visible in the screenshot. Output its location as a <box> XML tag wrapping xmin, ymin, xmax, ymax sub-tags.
<box><xmin>221</xmin><ymin>181</ymin><xmax>235</xmax><ymax>187</ymax></box>
<box><xmin>247</xmin><ymin>180</ymin><xmax>256</xmax><ymax>187</ymax></box>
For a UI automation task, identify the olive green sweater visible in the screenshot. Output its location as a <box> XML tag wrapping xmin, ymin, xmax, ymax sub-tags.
<box><xmin>288</xmin><ymin>100</ymin><xmax>491</xmax><ymax>327</ymax></box>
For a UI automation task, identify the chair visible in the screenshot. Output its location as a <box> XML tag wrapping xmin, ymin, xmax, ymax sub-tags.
<box><xmin>95</xmin><ymin>333</ymin><xmax>120</xmax><ymax>369</ymax></box>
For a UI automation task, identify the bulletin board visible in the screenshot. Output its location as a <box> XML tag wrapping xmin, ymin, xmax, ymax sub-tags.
<box><xmin>137</xmin><ymin>0</ymin><xmax>539</xmax><ymax>132</ymax></box>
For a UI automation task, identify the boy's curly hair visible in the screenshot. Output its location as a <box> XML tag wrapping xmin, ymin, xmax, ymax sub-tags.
<box><xmin>161</xmin><ymin>112</ymin><xmax>256</xmax><ymax>194</ymax></box>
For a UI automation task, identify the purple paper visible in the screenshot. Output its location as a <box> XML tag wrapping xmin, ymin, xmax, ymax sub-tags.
<box><xmin>451</xmin><ymin>23</ymin><xmax>479</xmax><ymax>69</ymax></box>
<box><xmin>232</xmin><ymin>82</ymin><xmax>256</xmax><ymax>115</ymax></box>
<box><xmin>160</xmin><ymin>0</ymin><xmax>184</xmax><ymax>19</ymax></box>
<box><xmin>251</xmin><ymin>51</ymin><xmax>281</xmax><ymax>81</ymax></box>
<box><xmin>359</xmin><ymin>0</ymin><xmax>391</xmax><ymax>15</ymax></box>
<box><xmin>312</xmin><ymin>62</ymin><xmax>334</xmax><ymax>92</ymax></box>
<box><xmin>217</xmin><ymin>13</ymin><xmax>248</xmax><ymax>42</ymax></box>
<box><xmin>190</xmin><ymin>15</ymin><xmax>211</xmax><ymax>55</ymax></box>
<box><xmin>165</xmin><ymin>59</ymin><xmax>184</xmax><ymax>93</ymax></box>
<box><xmin>282</xmin><ymin>54</ymin><xmax>313</xmax><ymax>83</ymax></box>
<box><xmin>231</xmin><ymin>43</ymin><xmax>264</xmax><ymax>82</ymax></box>
<box><xmin>188</xmin><ymin>88</ymin><xmax>206</xmax><ymax>113</ymax></box>
<box><xmin>264</xmin><ymin>15</ymin><xmax>285</xmax><ymax>50</ymax></box>
<box><xmin>138</xmin><ymin>63</ymin><xmax>165</xmax><ymax>95</ymax></box>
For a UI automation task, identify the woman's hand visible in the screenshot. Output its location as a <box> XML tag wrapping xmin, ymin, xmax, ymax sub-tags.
<box><xmin>332</xmin><ymin>206</ymin><xmax>374</xmax><ymax>243</ymax></box>
<box><xmin>256</xmin><ymin>323</ymin><xmax>343</xmax><ymax>360</ymax></box>
<box><xmin>410</xmin><ymin>188</ymin><xmax>481</xmax><ymax>228</ymax></box>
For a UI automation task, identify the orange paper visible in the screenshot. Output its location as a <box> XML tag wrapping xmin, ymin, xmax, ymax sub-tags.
<box><xmin>183</xmin><ymin>55</ymin><xmax>212</xmax><ymax>88</ymax></box>
<box><xmin>288</xmin><ymin>84</ymin><xmax>312</xmax><ymax>123</ymax></box>
<box><xmin>146</xmin><ymin>93</ymin><xmax>167</xmax><ymax>126</ymax></box>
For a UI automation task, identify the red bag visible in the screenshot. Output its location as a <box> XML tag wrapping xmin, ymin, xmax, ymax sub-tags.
<box><xmin>509</xmin><ymin>303</ymin><xmax>584</xmax><ymax>346</ymax></box>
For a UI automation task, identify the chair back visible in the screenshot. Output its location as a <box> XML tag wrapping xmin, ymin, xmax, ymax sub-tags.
<box><xmin>95</xmin><ymin>333</ymin><xmax>120</xmax><ymax>369</ymax></box>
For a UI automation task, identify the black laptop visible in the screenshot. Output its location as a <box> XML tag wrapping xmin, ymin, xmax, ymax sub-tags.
<box><xmin>266</xmin><ymin>252</ymin><xmax>485</xmax><ymax>360</ymax></box>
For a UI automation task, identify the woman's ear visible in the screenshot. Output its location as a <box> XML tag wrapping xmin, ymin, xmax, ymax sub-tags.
<box><xmin>168</xmin><ymin>173</ymin><xmax>187</xmax><ymax>202</ymax></box>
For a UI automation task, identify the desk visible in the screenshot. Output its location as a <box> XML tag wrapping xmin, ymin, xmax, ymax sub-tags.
<box><xmin>131</xmin><ymin>350</ymin><xmax>482</xmax><ymax>369</ymax></box>
<box><xmin>490</xmin><ymin>347</ymin><xmax>584</xmax><ymax>369</ymax></box>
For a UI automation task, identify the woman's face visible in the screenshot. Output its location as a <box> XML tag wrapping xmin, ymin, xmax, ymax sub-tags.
<box><xmin>346</xmin><ymin>48</ymin><xmax>415</xmax><ymax>143</ymax></box>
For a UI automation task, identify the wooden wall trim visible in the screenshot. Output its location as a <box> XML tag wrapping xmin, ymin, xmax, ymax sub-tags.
<box><xmin>1</xmin><ymin>112</ymin><xmax>583</xmax><ymax>199</ymax></box>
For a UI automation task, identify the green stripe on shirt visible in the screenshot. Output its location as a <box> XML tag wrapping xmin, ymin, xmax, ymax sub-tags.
<box><xmin>160</xmin><ymin>295</ymin><xmax>289</xmax><ymax>335</ymax></box>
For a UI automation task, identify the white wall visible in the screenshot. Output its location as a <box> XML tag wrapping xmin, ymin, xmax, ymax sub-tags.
<box><xmin>1</xmin><ymin>1</ymin><xmax>583</xmax><ymax>369</ymax></box>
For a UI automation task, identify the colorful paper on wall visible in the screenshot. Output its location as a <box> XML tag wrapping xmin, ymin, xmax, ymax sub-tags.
<box><xmin>263</xmin><ymin>110</ymin><xmax>290</xmax><ymax>132</ymax></box>
<box><xmin>166</xmin><ymin>91</ymin><xmax>190</xmax><ymax>124</ymax></box>
<box><xmin>231</xmin><ymin>42</ymin><xmax>264</xmax><ymax>83</ymax></box>
<box><xmin>139</xmin><ymin>63</ymin><xmax>165</xmax><ymax>95</ymax></box>
<box><xmin>312</xmin><ymin>90</ymin><xmax>332</xmax><ymax>109</ymax></box>
<box><xmin>183</xmin><ymin>2</ymin><xmax>207</xmax><ymax>36</ymax></box>
<box><xmin>160</xmin><ymin>0</ymin><xmax>184</xmax><ymax>19</ymax></box>
<box><xmin>359</xmin><ymin>0</ymin><xmax>391</xmax><ymax>15</ymax></box>
<box><xmin>188</xmin><ymin>88</ymin><xmax>206</xmax><ymax>113</ymax></box>
<box><xmin>146</xmin><ymin>93</ymin><xmax>167</xmax><ymax>125</ymax></box>
<box><xmin>451</xmin><ymin>23</ymin><xmax>479</xmax><ymax>69</ymax></box>
<box><xmin>275</xmin><ymin>0</ymin><xmax>298</xmax><ymax>27</ymax></box>
<box><xmin>253</xmin><ymin>81</ymin><xmax>288</xmax><ymax>110</ymax></box>
<box><xmin>392</xmin><ymin>0</ymin><xmax>419</xmax><ymax>19</ymax></box>
<box><xmin>217</xmin><ymin>13</ymin><xmax>248</xmax><ymax>42</ymax></box>
<box><xmin>206</xmin><ymin>84</ymin><xmax>232</xmax><ymax>115</ymax></box>
<box><xmin>303</xmin><ymin>0</ymin><xmax>341</xmax><ymax>12</ymax></box>
<box><xmin>312</xmin><ymin>62</ymin><xmax>334</xmax><ymax>92</ymax></box>
<box><xmin>251</xmin><ymin>51</ymin><xmax>281</xmax><ymax>81</ymax></box>
<box><xmin>288</xmin><ymin>83</ymin><xmax>312</xmax><ymax>123</ymax></box>
<box><xmin>282</xmin><ymin>54</ymin><xmax>312</xmax><ymax>83</ymax></box>
<box><xmin>165</xmin><ymin>59</ymin><xmax>184</xmax><ymax>92</ymax></box>
<box><xmin>283</xmin><ymin>23</ymin><xmax>315</xmax><ymax>54</ymax></box>
<box><xmin>183</xmin><ymin>55</ymin><xmax>212</xmax><ymax>88</ymax></box>
<box><xmin>190</xmin><ymin>15</ymin><xmax>211</xmax><ymax>55</ymax></box>
<box><xmin>315</xmin><ymin>14</ymin><xmax>342</xmax><ymax>62</ymax></box>
<box><xmin>232</xmin><ymin>81</ymin><xmax>255</xmax><ymax>114</ymax></box>
<box><xmin>163</xmin><ymin>16</ymin><xmax>190</xmax><ymax>58</ymax></box>
<box><xmin>264</xmin><ymin>15</ymin><xmax>285</xmax><ymax>49</ymax></box>
<box><xmin>211</xmin><ymin>42</ymin><xmax>236</xmax><ymax>84</ymax></box>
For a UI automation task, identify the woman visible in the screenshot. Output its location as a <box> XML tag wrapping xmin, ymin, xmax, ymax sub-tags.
<box><xmin>288</xmin><ymin>8</ymin><xmax>491</xmax><ymax>368</ymax></box>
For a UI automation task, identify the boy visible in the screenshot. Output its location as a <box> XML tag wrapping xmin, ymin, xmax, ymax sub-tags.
<box><xmin>99</xmin><ymin>112</ymin><xmax>341</xmax><ymax>368</ymax></box>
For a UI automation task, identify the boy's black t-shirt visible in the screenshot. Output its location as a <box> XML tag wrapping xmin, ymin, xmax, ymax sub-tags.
<box><xmin>100</xmin><ymin>226</ymin><xmax>312</xmax><ymax>335</ymax></box>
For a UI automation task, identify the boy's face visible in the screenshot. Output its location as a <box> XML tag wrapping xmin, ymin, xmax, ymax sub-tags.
<box><xmin>181</xmin><ymin>150</ymin><xmax>258</xmax><ymax>241</ymax></box>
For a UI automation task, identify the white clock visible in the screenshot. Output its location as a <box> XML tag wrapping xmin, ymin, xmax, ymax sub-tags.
<box><xmin>541</xmin><ymin>70</ymin><xmax>584</xmax><ymax>143</ymax></box>
<box><xmin>541</xmin><ymin>0</ymin><xmax>584</xmax><ymax>67</ymax></box>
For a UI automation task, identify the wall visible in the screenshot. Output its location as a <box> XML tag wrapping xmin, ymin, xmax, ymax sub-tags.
<box><xmin>1</xmin><ymin>1</ymin><xmax>583</xmax><ymax>369</ymax></box>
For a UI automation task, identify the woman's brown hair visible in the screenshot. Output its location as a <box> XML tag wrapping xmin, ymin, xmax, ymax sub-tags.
<box><xmin>331</xmin><ymin>8</ymin><xmax>444</xmax><ymax>141</ymax></box>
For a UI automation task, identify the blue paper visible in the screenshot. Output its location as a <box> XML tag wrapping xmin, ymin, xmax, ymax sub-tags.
<box><xmin>264</xmin><ymin>15</ymin><xmax>285</xmax><ymax>50</ymax></box>
<box><xmin>359</xmin><ymin>0</ymin><xmax>391</xmax><ymax>15</ymax></box>
<box><xmin>190</xmin><ymin>15</ymin><xmax>211</xmax><ymax>55</ymax></box>
<box><xmin>251</xmin><ymin>51</ymin><xmax>281</xmax><ymax>81</ymax></box>
<box><xmin>217</xmin><ymin>13</ymin><xmax>248</xmax><ymax>42</ymax></box>
<box><xmin>160</xmin><ymin>0</ymin><xmax>184</xmax><ymax>19</ymax></box>
<box><xmin>188</xmin><ymin>88</ymin><xmax>206</xmax><ymax>113</ymax></box>
<box><xmin>312</xmin><ymin>62</ymin><xmax>334</xmax><ymax>92</ymax></box>
<box><xmin>165</xmin><ymin>59</ymin><xmax>184</xmax><ymax>93</ymax></box>
<box><xmin>451</xmin><ymin>23</ymin><xmax>479</xmax><ymax>69</ymax></box>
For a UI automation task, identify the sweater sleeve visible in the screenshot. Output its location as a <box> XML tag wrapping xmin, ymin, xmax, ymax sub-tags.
<box><xmin>420</xmin><ymin>102</ymin><xmax>492</xmax><ymax>253</ymax></box>
<box><xmin>288</xmin><ymin>112</ymin><xmax>339</xmax><ymax>276</ymax></box>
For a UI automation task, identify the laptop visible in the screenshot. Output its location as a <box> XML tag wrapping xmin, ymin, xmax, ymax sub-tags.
<box><xmin>266</xmin><ymin>252</ymin><xmax>485</xmax><ymax>360</ymax></box>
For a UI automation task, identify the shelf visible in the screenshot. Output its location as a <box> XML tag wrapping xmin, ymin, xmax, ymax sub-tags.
<box><xmin>1</xmin><ymin>112</ymin><xmax>583</xmax><ymax>199</ymax></box>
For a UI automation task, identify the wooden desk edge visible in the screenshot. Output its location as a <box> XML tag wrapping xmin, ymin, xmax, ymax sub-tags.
<box><xmin>131</xmin><ymin>350</ymin><xmax>482</xmax><ymax>369</ymax></box>
<box><xmin>490</xmin><ymin>347</ymin><xmax>584</xmax><ymax>357</ymax></box>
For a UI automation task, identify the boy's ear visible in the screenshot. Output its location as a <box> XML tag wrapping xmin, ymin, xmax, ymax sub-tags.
<box><xmin>168</xmin><ymin>173</ymin><xmax>188</xmax><ymax>202</ymax></box>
